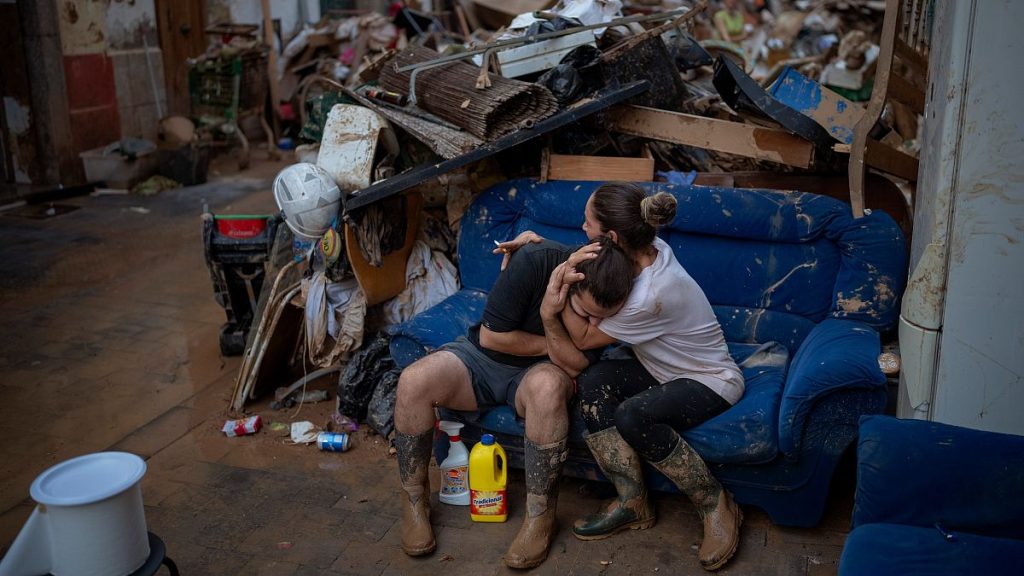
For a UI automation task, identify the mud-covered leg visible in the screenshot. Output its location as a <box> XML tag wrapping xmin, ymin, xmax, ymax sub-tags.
<box><xmin>394</xmin><ymin>430</ymin><xmax>436</xmax><ymax>556</ymax></box>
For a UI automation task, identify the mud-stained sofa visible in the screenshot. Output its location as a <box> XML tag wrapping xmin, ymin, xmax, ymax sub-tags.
<box><xmin>839</xmin><ymin>416</ymin><xmax>1024</xmax><ymax>574</ymax></box>
<box><xmin>388</xmin><ymin>178</ymin><xmax>907</xmax><ymax>527</ymax></box>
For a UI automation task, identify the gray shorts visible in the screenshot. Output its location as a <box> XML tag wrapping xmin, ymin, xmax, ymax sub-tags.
<box><xmin>439</xmin><ymin>336</ymin><xmax>549</xmax><ymax>418</ymax></box>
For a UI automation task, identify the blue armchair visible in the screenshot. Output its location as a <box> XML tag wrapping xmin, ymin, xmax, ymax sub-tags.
<box><xmin>839</xmin><ymin>415</ymin><xmax>1024</xmax><ymax>575</ymax></box>
<box><xmin>389</xmin><ymin>178</ymin><xmax>907</xmax><ymax>527</ymax></box>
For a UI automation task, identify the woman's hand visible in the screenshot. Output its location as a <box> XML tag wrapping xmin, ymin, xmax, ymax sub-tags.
<box><xmin>566</xmin><ymin>242</ymin><xmax>601</xmax><ymax>270</ymax></box>
<box><xmin>493</xmin><ymin>231</ymin><xmax>543</xmax><ymax>271</ymax></box>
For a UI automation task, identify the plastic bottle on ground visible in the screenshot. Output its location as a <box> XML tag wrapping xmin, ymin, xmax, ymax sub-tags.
<box><xmin>470</xmin><ymin>433</ymin><xmax>507</xmax><ymax>522</ymax></box>
<box><xmin>438</xmin><ymin>421</ymin><xmax>470</xmax><ymax>506</ymax></box>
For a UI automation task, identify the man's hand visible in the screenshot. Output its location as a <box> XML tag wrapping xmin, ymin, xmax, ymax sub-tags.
<box><xmin>541</xmin><ymin>262</ymin><xmax>573</xmax><ymax>320</ymax></box>
<box><xmin>493</xmin><ymin>231</ymin><xmax>544</xmax><ymax>271</ymax></box>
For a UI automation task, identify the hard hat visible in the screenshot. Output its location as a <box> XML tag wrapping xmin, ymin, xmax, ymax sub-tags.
<box><xmin>272</xmin><ymin>163</ymin><xmax>341</xmax><ymax>241</ymax></box>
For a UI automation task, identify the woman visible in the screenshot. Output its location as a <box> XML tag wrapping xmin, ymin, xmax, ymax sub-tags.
<box><xmin>495</xmin><ymin>182</ymin><xmax>744</xmax><ymax>571</ymax></box>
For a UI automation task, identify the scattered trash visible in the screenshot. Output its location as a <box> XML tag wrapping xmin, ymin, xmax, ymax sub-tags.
<box><xmin>601</xmin><ymin>560</ymin><xmax>612</xmax><ymax>566</ymax></box>
<box><xmin>330</xmin><ymin>412</ymin><xmax>359</xmax><ymax>434</ymax></box>
<box><xmin>276</xmin><ymin>542</ymin><xmax>293</xmax><ymax>550</ymax></box>
<box><xmin>316</xmin><ymin>431</ymin><xmax>351</xmax><ymax>452</ymax></box>
<box><xmin>127</xmin><ymin>207</ymin><xmax>151</xmax><ymax>215</ymax></box>
<box><xmin>290</xmin><ymin>421</ymin><xmax>319</xmax><ymax>444</ymax></box>
<box><xmin>268</xmin><ymin>421</ymin><xmax>290</xmax><ymax>433</ymax></box>
<box><xmin>132</xmin><ymin>175</ymin><xmax>181</xmax><ymax>196</ymax></box>
<box><xmin>223</xmin><ymin>415</ymin><xmax>262</xmax><ymax>437</ymax></box>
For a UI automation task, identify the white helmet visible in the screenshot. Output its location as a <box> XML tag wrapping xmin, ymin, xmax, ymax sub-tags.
<box><xmin>272</xmin><ymin>163</ymin><xmax>341</xmax><ymax>241</ymax></box>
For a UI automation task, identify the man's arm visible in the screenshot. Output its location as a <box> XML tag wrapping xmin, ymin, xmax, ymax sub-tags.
<box><xmin>561</xmin><ymin>305</ymin><xmax>618</xmax><ymax>350</ymax></box>
<box><xmin>479</xmin><ymin>326</ymin><xmax>547</xmax><ymax>357</ymax></box>
<box><xmin>540</xmin><ymin>263</ymin><xmax>592</xmax><ymax>377</ymax></box>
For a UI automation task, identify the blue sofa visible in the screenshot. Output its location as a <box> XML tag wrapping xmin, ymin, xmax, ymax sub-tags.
<box><xmin>839</xmin><ymin>416</ymin><xmax>1024</xmax><ymax>575</ymax></box>
<box><xmin>389</xmin><ymin>178</ymin><xmax>907</xmax><ymax>527</ymax></box>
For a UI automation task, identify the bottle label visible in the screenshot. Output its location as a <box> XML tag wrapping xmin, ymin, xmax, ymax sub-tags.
<box><xmin>441</xmin><ymin>465</ymin><xmax>468</xmax><ymax>495</ymax></box>
<box><xmin>471</xmin><ymin>489</ymin><xmax>507</xmax><ymax>516</ymax></box>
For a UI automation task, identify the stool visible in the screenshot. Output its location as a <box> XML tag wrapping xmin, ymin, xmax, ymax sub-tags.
<box><xmin>129</xmin><ymin>532</ymin><xmax>179</xmax><ymax>576</ymax></box>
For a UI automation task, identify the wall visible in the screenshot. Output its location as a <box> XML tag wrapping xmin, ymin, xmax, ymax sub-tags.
<box><xmin>207</xmin><ymin>0</ymin><xmax>321</xmax><ymax>45</ymax></box>
<box><xmin>107</xmin><ymin>0</ymin><xmax>167</xmax><ymax>141</ymax></box>
<box><xmin>57</xmin><ymin>0</ymin><xmax>122</xmax><ymax>154</ymax></box>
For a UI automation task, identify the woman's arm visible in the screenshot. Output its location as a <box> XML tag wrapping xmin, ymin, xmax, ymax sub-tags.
<box><xmin>492</xmin><ymin>230</ymin><xmax>544</xmax><ymax>271</ymax></box>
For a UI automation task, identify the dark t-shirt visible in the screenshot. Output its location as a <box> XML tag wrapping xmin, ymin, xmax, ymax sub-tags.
<box><xmin>468</xmin><ymin>240</ymin><xmax>599</xmax><ymax>368</ymax></box>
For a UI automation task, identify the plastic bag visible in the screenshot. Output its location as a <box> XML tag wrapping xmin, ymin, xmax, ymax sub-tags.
<box><xmin>537</xmin><ymin>45</ymin><xmax>604</xmax><ymax>107</ymax></box>
<box><xmin>367</xmin><ymin>368</ymin><xmax>401</xmax><ymax>438</ymax></box>
<box><xmin>337</xmin><ymin>333</ymin><xmax>394</xmax><ymax>421</ymax></box>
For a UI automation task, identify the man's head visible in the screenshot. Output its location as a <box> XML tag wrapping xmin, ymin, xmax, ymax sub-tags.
<box><xmin>568</xmin><ymin>236</ymin><xmax>632</xmax><ymax>324</ymax></box>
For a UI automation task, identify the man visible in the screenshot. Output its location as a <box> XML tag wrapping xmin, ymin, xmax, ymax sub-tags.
<box><xmin>394</xmin><ymin>237</ymin><xmax>631</xmax><ymax>569</ymax></box>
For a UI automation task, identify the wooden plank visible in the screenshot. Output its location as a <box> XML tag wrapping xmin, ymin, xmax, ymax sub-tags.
<box><xmin>547</xmin><ymin>154</ymin><xmax>654</xmax><ymax>182</ymax></box>
<box><xmin>894</xmin><ymin>38</ymin><xmax>928</xmax><ymax>75</ymax></box>
<box><xmin>888</xmin><ymin>74</ymin><xmax>926</xmax><ymax>113</ymax></box>
<box><xmin>605</xmin><ymin>105</ymin><xmax>814</xmax><ymax>168</ymax></box>
<box><xmin>343</xmin><ymin>80</ymin><xmax>649</xmax><ymax>212</ymax></box>
<box><xmin>865</xmin><ymin>138</ymin><xmax>919</xmax><ymax>181</ymax></box>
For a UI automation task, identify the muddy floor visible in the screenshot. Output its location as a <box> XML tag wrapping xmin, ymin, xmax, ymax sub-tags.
<box><xmin>0</xmin><ymin>154</ymin><xmax>853</xmax><ymax>575</ymax></box>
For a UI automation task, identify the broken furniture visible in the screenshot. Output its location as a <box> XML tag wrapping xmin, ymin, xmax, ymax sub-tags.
<box><xmin>847</xmin><ymin>0</ymin><xmax>931</xmax><ymax>217</ymax></box>
<box><xmin>838</xmin><ymin>415</ymin><xmax>1024</xmax><ymax>575</ymax></box>
<box><xmin>389</xmin><ymin>178</ymin><xmax>907</xmax><ymax>527</ymax></box>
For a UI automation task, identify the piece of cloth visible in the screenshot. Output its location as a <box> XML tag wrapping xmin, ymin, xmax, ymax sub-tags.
<box><xmin>577</xmin><ymin>356</ymin><xmax>731</xmax><ymax>462</ymax></box>
<box><xmin>469</xmin><ymin>240</ymin><xmax>575</xmax><ymax>368</ymax></box>
<box><xmin>381</xmin><ymin>241</ymin><xmax>459</xmax><ymax>326</ymax></box>
<box><xmin>304</xmin><ymin>271</ymin><xmax>362</xmax><ymax>366</ymax></box>
<box><xmin>598</xmin><ymin>237</ymin><xmax>744</xmax><ymax>404</ymax></box>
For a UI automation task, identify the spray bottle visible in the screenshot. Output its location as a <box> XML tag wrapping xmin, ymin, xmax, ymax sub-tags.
<box><xmin>437</xmin><ymin>421</ymin><xmax>470</xmax><ymax>505</ymax></box>
<box><xmin>470</xmin><ymin>433</ymin><xmax>508</xmax><ymax>522</ymax></box>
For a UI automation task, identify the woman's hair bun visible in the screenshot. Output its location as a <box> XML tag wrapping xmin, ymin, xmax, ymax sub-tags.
<box><xmin>640</xmin><ymin>192</ymin><xmax>677</xmax><ymax>227</ymax></box>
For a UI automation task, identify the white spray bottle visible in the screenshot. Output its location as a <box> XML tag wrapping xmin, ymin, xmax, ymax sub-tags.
<box><xmin>437</xmin><ymin>421</ymin><xmax>470</xmax><ymax>505</ymax></box>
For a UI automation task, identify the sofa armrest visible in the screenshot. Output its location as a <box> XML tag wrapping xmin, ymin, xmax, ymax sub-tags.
<box><xmin>778</xmin><ymin>318</ymin><xmax>885</xmax><ymax>457</ymax></box>
<box><xmin>853</xmin><ymin>415</ymin><xmax>1024</xmax><ymax>540</ymax></box>
<box><xmin>388</xmin><ymin>289</ymin><xmax>488</xmax><ymax>368</ymax></box>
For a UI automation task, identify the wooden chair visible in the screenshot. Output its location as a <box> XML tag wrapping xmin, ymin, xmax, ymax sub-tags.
<box><xmin>848</xmin><ymin>0</ymin><xmax>932</xmax><ymax>217</ymax></box>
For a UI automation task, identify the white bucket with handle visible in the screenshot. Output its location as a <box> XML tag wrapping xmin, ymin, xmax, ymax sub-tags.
<box><xmin>0</xmin><ymin>452</ymin><xmax>150</xmax><ymax>576</ymax></box>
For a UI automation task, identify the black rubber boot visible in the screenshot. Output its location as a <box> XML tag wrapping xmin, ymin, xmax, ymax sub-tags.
<box><xmin>573</xmin><ymin>427</ymin><xmax>655</xmax><ymax>540</ymax></box>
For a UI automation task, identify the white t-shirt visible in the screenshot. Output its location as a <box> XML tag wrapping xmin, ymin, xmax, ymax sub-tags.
<box><xmin>598</xmin><ymin>238</ymin><xmax>745</xmax><ymax>405</ymax></box>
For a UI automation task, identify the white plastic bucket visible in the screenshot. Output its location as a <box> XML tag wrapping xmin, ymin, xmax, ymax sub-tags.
<box><xmin>0</xmin><ymin>452</ymin><xmax>150</xmax><ymax>576</ymax></box>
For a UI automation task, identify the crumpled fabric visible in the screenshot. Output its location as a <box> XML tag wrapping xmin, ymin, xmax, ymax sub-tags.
<box><xmin>304</xmin><ymin>271</ymin><xmax>366</xmax><ymax>367</ymax></box>
<box><xmin>381</xmin><ymin>241</ymin><xmax>459</xmax><ymax>326</ymax></box>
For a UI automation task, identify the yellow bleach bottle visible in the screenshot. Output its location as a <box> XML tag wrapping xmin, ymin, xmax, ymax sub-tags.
<box><xmin>469</xmin><ymin>433</ymin><xmax>507</xmax><ymax>522</ymax></box>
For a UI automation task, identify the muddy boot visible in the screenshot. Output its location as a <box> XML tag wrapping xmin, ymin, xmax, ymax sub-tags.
<box><xmin>395</xmin><ymin>430</ymin><xmax>436</xmax><ymax>557</ymax></box>
<box><xmin>505</xmin><ymin>437</ymin><xmax>567</xmax><ymax>569</ymax></box>
<box><xmin>651</xmin><ymin>438</ymin><xmax>742</xmax><ymax>571</ymax></box>
<box><xmin>573</xmin><ymin>428</ymin><xmax>655</xmax><ymax>540</ymax></box>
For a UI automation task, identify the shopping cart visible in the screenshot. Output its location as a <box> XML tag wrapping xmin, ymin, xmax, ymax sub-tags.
<box><xmin>188</xmin><ymin>44</ymin><xmax>277</xmax><ymax>169</ymax></box>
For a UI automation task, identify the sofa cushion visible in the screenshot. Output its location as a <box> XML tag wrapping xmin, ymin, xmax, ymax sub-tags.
<box><xmin>839</xmin><ymin>523</ymin><xmax>1024</xmax><ymax>576</ymax></box>
<box><xmin>853</xmin><ymin>416</ymin><xmax>1024</xmax><ymax>540</ymax></box>
<box><xmin>388</xmin><ymin>289</ymin><xmax>488</xmax><ymax>368</ymax></box>
<box><xmin>778</xmin><ymin>319</ymin><xmax>884</xmax><ymax>457</ymax></box>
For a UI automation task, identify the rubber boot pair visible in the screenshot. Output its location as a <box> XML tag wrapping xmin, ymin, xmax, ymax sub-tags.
<box><xmin>573</xmin><ymin>427</ymin><xmax>655</xmax><ymax>540</ymax></box>
<box><xmin>395</xmin><ymin>430</ymin><xmax>436</xmax><ymax>557</ymax></box>
<box><xmin>652</xmin><ymin>437</ymin><xmax>743</xmax><ymax>571</ymax></box>
<box><xmin>504</xmin><ymin>437</ymin><xmax>567</xmax><ymax>569</ymax></box>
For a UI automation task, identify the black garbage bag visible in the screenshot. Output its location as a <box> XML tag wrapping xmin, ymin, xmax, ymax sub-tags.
<box><xmin>338</xmin><ymin>333</ymin><xmax>394</xmax><ymax>421</ymax></box>
<box><xmin>537</xmin><ymin>45</ymin><xmax>604</xmax><ymax>107</ymax></box>
<box><xmin>367</xmin><ymin>368</ymin><xmax>401</xmax><ymax>438</ymax></box>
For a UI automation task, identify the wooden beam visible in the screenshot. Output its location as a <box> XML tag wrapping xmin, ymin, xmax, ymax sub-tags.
<box><xmin>547</xmin><ymin>154</ymin><xmax>655</xmax><ymax>182</ymax></box>
<box><xmin>865</xmin><ymin>139</ymin><xmax>919</xmax><ymax>182</ymax></box>
<box><xmin>261</xmin><ymin>0</ymin><xmax>281</xmax><ymax>136</ymax></box>
<box><xmin>888</xmin><ymin>74</ymin><xmax>926</xmax><ymax>113</ymax></box>
<box><xmin>605</xmin><ymin>105</ymin><xmax>814</xmax><ymax>168</ymax></box>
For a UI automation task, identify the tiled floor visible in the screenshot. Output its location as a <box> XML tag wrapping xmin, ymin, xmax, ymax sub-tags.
<box><xmin>0</xmin><ymin>156</ymin><xmax>854</xmax><ymax>575</ymax></box>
